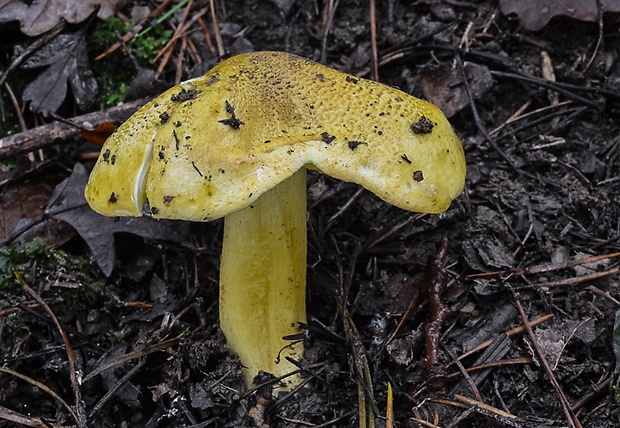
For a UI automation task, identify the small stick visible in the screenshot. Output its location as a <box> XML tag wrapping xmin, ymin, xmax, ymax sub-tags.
<box><xmin>16</xmin><ymin>270</ymin><xmax>87</xmax><ymax>427</ymax></box>
<box><xmin>209</xmin><ymin>0</ymin><xmax>225</xmax><ymax>57</ymax></box>
<box><xmin>511</xmin><ymin>290</ymin><xmax>582</xmax><ymax>428</ymax></box>
<box><xmin>467</xmin><ymin>251</ymin><xmax>620</xmax><ymax>279</ymax></box>
<box><xmin>95</xmin><ymin>0</ymin><xmax>176</xmax><ymax>61</ymax></box>
<box><xmin>0</xmin><ymin>97</ymin><xmax>148</xmax><ymax>160</ymax></box>
<box><xmin>443</xmin><ymin>342</ymin><xmax>482</xmax><ymax>401</ymax></box>
<box><xmin>457</xmin><ymin>314</ymin><xmax>554</xmax><ymax>361</ymax></box>
<box><xmin>369</xmin><ymin>0</ymin><xmax>379</xmax><ymax>81</ymax></box>
<box><xmin>197</xmin><ymin>17</ymin><xmax>216</xmax><ymax>56</ymax></box>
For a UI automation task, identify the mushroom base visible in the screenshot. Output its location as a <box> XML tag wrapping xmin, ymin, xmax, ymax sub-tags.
<box><xmin>219</xmin><ymin>168</ymin><xmax>307</xmax><ymax>390</ymax></box>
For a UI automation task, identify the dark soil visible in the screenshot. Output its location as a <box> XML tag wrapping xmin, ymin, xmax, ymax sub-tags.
<box><xmin>1</xmin><ymin>1</ymin><xmax>619</xmax><ymax>427</ymax></box>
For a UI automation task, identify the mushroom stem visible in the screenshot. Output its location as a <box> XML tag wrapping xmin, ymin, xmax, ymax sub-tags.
<box><xmin>219</xmin><ymin>168</ymin><xmax>307</xmax><ymax>388</ymax></box>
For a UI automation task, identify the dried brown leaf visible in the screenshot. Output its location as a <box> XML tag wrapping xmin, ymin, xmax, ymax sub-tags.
<box><xmin>499</xmin><ymin>0</ymin><xmax>620</xmax><ymax>31</ymax></box>
<box><xmin>19</xmin><ymin>33</ymin><xmax>98</xmax><ymax>114</ymax></box>
<box><xmin>0</xmin><ymin>0</ymin><xmax>124</xmax><ymax>36</ymax></box>
<box><xmin>418</xmin><ymin>62</ymin><xmax>494</xmax><ymax>118</ymax></box>
<box><xmin>46</xmin><ymin>163</ymin><xmax>189</xmax><ymax>276</ymax></box>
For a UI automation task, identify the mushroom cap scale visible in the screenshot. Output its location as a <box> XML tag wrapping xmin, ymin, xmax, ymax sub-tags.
<box><xmin>85</xmin><ymin>51</ymin><xmax>466</xmax><ymax>221</ymax></box>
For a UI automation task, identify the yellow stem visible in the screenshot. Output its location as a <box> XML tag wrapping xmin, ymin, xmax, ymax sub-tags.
<box><xmin>219</xmin><ymin>169</ymin><xmax>307</xmax><ymax>389</ymax></box>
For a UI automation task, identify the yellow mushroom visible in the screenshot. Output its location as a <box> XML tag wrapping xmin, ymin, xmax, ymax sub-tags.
<box><xmin>85</xmin><ymin>51</ymin><xmax>466</xmax><ymax>390</ymax></box>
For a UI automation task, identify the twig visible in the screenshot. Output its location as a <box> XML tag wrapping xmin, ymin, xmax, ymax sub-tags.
<box><xmin>511</xmin><ymin>290</ymin><xmax>582</xmax><ymax>428</ymax></box>
<box><xmin>15</xmin><ymin>270</ymin><xmax>87</xmax><ymax>427</ymax></box>
<box><xmin>369</xmin><ymin>0</ymin><xmax>379</xmax><ymax>81</ymax></box>
<box><xmin>409</xmin><ymin>416</ymin><xmax>441</xmax><ymax>427</ymax></box>
<box><xmin>586</xmin><ymin>285</ymin><xmax>620</xmax><ymax>307</ymax></box>
<box><xmin>0</xmin><ymin>368</ymin><xmax>77</xmax><ymax>421</ymax></box>
<box><xmin>382</xmin><ymin>276</ymin><xmax>422</xmax><ymax>348</ymax></box>
<box><xmin>512</xmin><ymin>267</ymin><xmax>620</xmax><ymax>291</ymax></box>
<box><xmin>209</xmin><ymin>0</ymin><xmax>226</xmax><ymax>57</ymax></box>
<box><xmin>489</xmin><ymin>100</ymin><xmax>573</xmax><ymax>136</ymax></box>
<box><xmin>364</xmin><ymin>212</ymin><xmax>426</xmax><ymax>250</ymax></box>
<box><xmin>95</xmin><ymin>0</ymin><xmax>176</xmax><ymax>61</ymax></box>
<box><xmin>327</xmin><ymin>187</ymin><xmax>365</xmax><ymax>224</ymax></box>
<box><xmin>579</xmin><ymin>0</ymin><xmax>605</xmax><ymax>77</ymax></box>
<box><xmin>343</xmin><ymin>308</ymin><xmax>376</xmax><ymax>428</ymax></box>
<box><xmin>197</xmin><ymin>16</ymin><xmax>217</xmax><ymax>56</ymax></box>
<box><xmin>453</xmin><ymin>394</ymin><xmax>519</xmax><ymax>421</ymax></box>
<box><xmin>430</xmin><ymin>397</ymin><xmax>523</xmax><ymax>428</ymax></box>
<box><xmin>88</xmin><ymin>358</ymin><xmax>147</xmax><ymax>421</ymax></box>
<box><xmin>456</xmin><ymin>55</ymin><xmax>528</xmax><ymax>179</ymax></box>
<box><xmin>155</xmin><ymin>0</ymin><xmax>193</xmax><ymax>78</ymax></box>
<box><xmin>2</xmin><ymin>82</ymin><xmax>27</xmax><ymax>132</ymax></box>
<box><xmin>446</xmin><ymin>357</ymin><xmax>533</xmax><ymax>379</ymax></box>
<box><xmin>442</xmin><ymin>344</ymin><xmax>482</xmax><ymax>401</ymax></box>
<box><xmin>0</xmin><ymin>97</ymin><xmax>149</xmax><ymax>160</ymax></box>
<box><xmin>155</xmin><ymin>3</ymin><xmax>211</xmax><ymax>71</ymax></box>
<box><xmin>456</xmin><ymin>313</ymin><xmax>554</xmax><ymax>361</ymax></box>
<box><xmin>490</xmin><ymin>70</ymin><xmax>606</xmax><ymax>109</ymax></box>
<box><xmin>0</xmin><ymin>404</ymin><xmax>64</xmax><ymax>427</ymax></box>
<box><xmin>175</xmin><ymin>35</ymin><xmax>189</xmax><ymax>82</ymax></box>
<box><xmin>320</xmin><ymin>0</ymin><xmax>340</xmax><ymax>64</ymax></box>
<box><xmin>571</xmin><ymin>373</ymin><xmax>611</xmax><ymax>412</ymax></box>
<box><xmin>83</xmin><ymin>337</ymin><xmax>180</xmax><ymax>382</ymax></box>
<box><xmin>466</xmin><ymin>251</ymin><xmax>620</xmax><ymax>280</ymax></box>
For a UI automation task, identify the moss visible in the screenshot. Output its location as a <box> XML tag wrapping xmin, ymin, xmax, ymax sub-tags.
<box><xmin>88</xmin><ymin>17</ymin><xmax>172</xmax><ymax>109</ymax></box>
<box><xmin>0</xmin><ymin>239</ymin><xmax>118</xmax><ymax>355</ymax></box>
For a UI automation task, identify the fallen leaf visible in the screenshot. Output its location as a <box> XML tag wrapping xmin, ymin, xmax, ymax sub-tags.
<box><xmin>19</xmin><ymin>32</ymin><xmax>98</xmax><ymax>115</ymax></box>
<box><xmin>0</xmin><ymin>181</ymin><xmax>53</xmax><ymax>242</ymax></box>
<box><xmin>0</xmin><ymin>179</ymin><xmax>76</xmax><ymax>247</ymax></box>
<box><xmin>418</xmin><ymin>62</ymin><xmax>494</xmax><ymax>118</ymax></box>
<box><xmin>0</xmin><ymin>0</ymin><xmax>124</xmax><ymax>36</ymax></box>
<box><xmin>80</xmin><ymin>122</ymin><xmax>117</xmax><ymax>146</ymax></box>
<box><xmin>46</xmin><ymin>163</ymin><xmax>190</xmax><ymax>276</ymax></box>
<box><xmin>499</xmin><ymin>0</ymin><xmax>620</xmax><ymax>31</ymax></box>
<box><xmin>267</xmin><ymin>0</ymin><xmax>295</xmax><ymax>15</ymax></box>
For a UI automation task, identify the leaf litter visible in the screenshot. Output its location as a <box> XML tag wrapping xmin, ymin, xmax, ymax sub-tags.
<box><xmin>46</xmin><ymin>163</ymin><xmax>189</xmax><ymax>276</ymax></box>
<box><xmin>17</xmin><ymin>32</ymin><xmax>98</xmax><ymax>115</ymax></box>
<box><xmin>0</xmin><ymin>0</ymin><xmax>123</xmax><ymax>36</ymax></box>
<box><xmin>499</xmin><ymin>0</ymin><xmax>620</xmax><ymax>31</ymax></box>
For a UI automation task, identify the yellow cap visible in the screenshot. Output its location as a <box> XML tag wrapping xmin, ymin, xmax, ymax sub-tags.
<box><xmin>85</xmin><ymin>51</ymin><xmax>465</xmax><ymax>221</ymax></box>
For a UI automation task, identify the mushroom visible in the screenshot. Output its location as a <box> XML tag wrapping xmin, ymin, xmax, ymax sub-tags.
<box><xmin>84</xmin><ymin>51</ymin><xmax>466</xmax><ymax>390</ymax></box>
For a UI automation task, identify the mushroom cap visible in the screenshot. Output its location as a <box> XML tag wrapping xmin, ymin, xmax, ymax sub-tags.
<box><xmin>85</xmin><ymin>51</ymin><xmax>466</xmax><ymax>221</ymax></box>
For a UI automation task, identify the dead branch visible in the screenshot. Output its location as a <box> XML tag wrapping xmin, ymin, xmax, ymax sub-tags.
<box><xmin>0</xmin><ymin>98</ymin><xmax>149</xmax><ymax>160</ymax></box>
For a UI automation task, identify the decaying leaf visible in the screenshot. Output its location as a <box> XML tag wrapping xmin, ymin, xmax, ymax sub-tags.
<box><xmin>0</xmin><ymin>182</ymin><xmax>54</xmax><ymax>242</ymax></box>
<box><xmin>499</xmin><ymin>0</ymin><xmax>620</xmax><ymax>31</ymax></box>
<box><xmin>267</xmin><ymin>0</ymin><xmax>296</xmax><ymax>15</ymax></box>
<box><xmin>46</xmin><ymin>163</ymin><xmax>189</xmax><ymax>277</ymax></box>
<box><xmin>0</xmin><ymin>0</ymin><xmax>124</xmax><ymax>36</ymax></box>
<box><xmin>19</xmin><ymin>32</ymin><xmax>98</xmax><ymax>115</ymax></box>
<box><xmin>80</xmin><ymin>122</ymin><xmax>117</xmax><ymax>146</ymax></box>
<box><xmin>418</xmin><ymin>62</ymin><xmax>494</xmax><ymax>118</ymax></box>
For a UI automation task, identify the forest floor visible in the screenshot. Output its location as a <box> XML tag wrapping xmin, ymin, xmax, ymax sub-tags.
<box><xmin>0</xmin><ymin>1</ymin><xmax>619</xmax><ymax>427</ymax></box>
